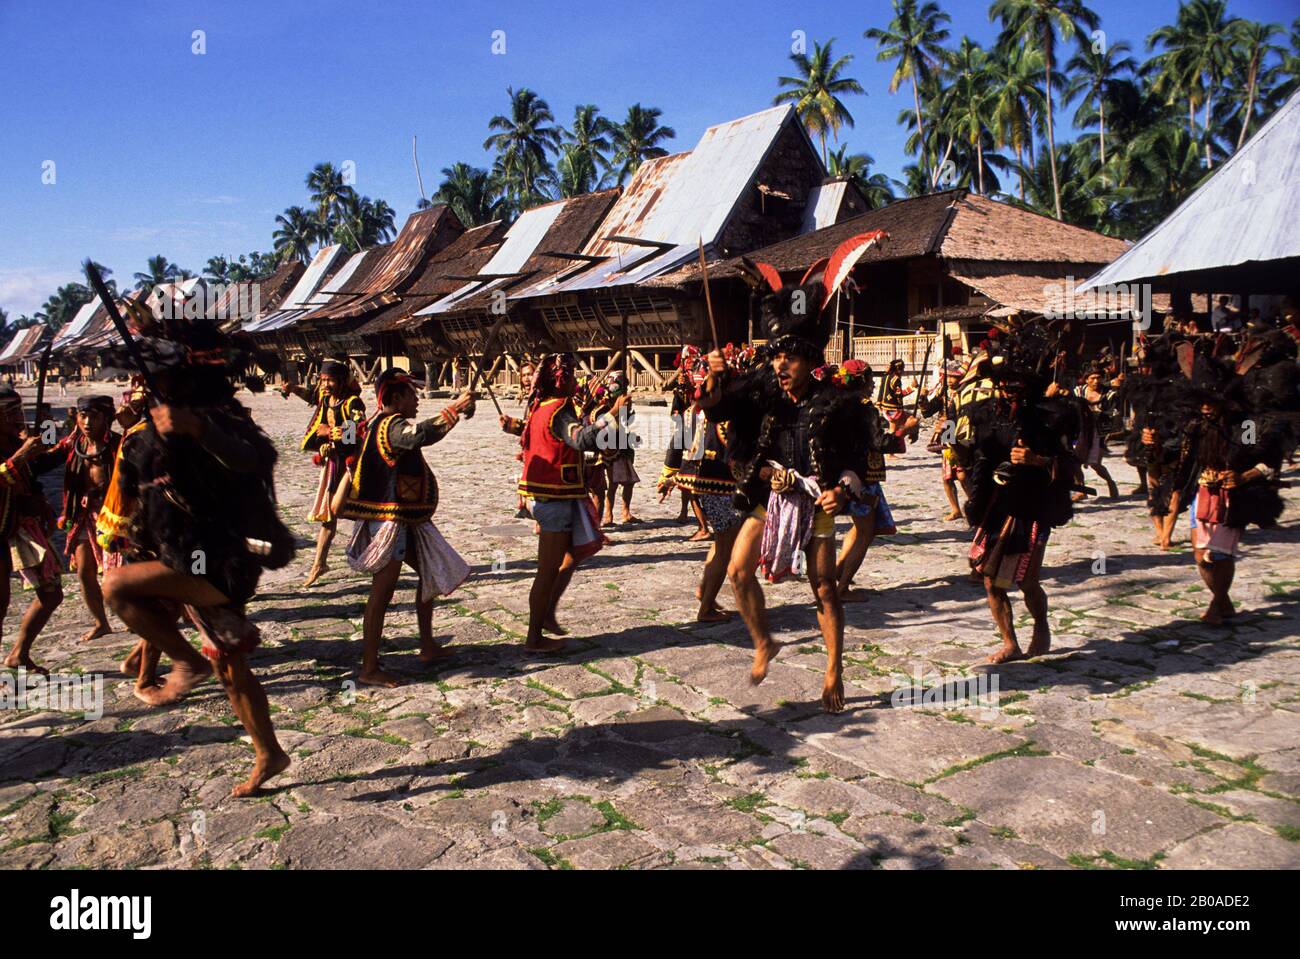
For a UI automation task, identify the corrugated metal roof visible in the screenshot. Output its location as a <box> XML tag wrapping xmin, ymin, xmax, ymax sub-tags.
<box><xmin>511</xmin><ymin>105</ymin><xmax>800</xmax><ymax>298</ymax></box>
<box><xmin>1080</xmin><ymin>88</ymin><xmax>1300</xmax><ymax>291</ymax></box>
<box><xmin>0</xmin><ymin>325</ymin><xmax>48</xmax><ymax>363</ymax></box>
<box><xmin>243</xmin><ymin>245</ymin><xmax>348</xmax><ymax>333</ymax></box>
<box><xmin>802</xmin><ymin>180</ymin><xmax>848</xmax><ymax>233</ymax></box>
<box><xmin>414</xmin><ymin>200</ymin><xmax>566</xmax><ymax>316</ymax></box>
<box><xmin>53</xmin><ymin>302</ymin><xmax>99</xmax><ymax>348</ymax></box>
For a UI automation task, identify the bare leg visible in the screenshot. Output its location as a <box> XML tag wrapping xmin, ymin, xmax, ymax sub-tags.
<box><xmin>213</xmin><ymin>651</ymin><xmax>290</xmax><ymax>798</ymax></box>
<box><xmin>676</xmin><ymin>489</ymin><xmax>689</xmax><ymax>522</ymax></box>
<box><xmin>697</xmin><ymin>525</ymin><xmax>738</xmax><ymax>621</ymax></box>
<box><xmin>103</xmin><ymin>562</ymin><xmax>220</xmax><ymax>705</ymax></box>
<box><xmin>602</xmin><ymin>485</ymin><xmax>615</xmax><ymax>527</ymax></box>
<box><xmin>726</xmin><ymin>517</ymin><xmax>778</xmax><ymax>684</ymax></box>
<box><xmin>543</xmin><ymin>550</ymin><xmax>576</xmax><ymax>636</ymax></box>
<box><xmin>359</xmin><ymin>557</ymin><xmax>403</xmax><ymax>686</ymax></box>
<box><xmin>688</xmin><ymin>496</ymin><xmax>709</xmax><ymax>540</ymax></box>
<box><xmin>2</xmin><ymin>557</ymin><xmax>62</xmax><ymax>675</ymax></box>
<box><xmin>1021</xmin><ymin>570</ymin><xmax>1051</xmax><ymax>656</ymax></box>
<box><xmin>526</xmin><ymin>530</ymin><xmax>570</xmax><ymax>652</ymax></box>
<box><xmin>620</xmin><ymin>483</ymin><xmax>640</xmax><ymax>523</ymax></box>
<box><xmin>835</xmin><ymin>513</ymin><xmax>876</xmax><ymax>601</ymax></box>
<box><xmin>942</xmin><ymin>478</ymin><xmax>962</xmax><ymax>520</ymax></box>
<box><xmin>75</xmin><ymin>541</ymin><xmax>112</xmax><ymax>642</ymax></box>
<box><xmin>304</xmin><ymin>521</ymin><xmax>335</xmax><ymax>587</ymax></box>
<box><xmin>984</xmin><ymin>578</ymin><xmax>1023</xmax><ymax>664</ymax></box>
<box><xmin>807</xmin><ymin>536</ymin><xmax>846</xmax><ymax>713</ymax></box>
<box><xmin>1094</xmin><ymin>463</ymin><xmax>1119</xmax><ymax>499</ymax></box>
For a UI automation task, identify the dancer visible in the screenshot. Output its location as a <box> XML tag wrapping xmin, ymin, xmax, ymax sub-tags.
<box><xmin>339</xmin><ymin>369</ymin><xmax>474</xmax><ymax>686</ymax></box>
<box><xmin>680</xmin><ymin>345</ymin><xmax>756</xmax><ymax>621</ymax></box>
<box><xmin>931</xmin><ymin>357</ymin><xmax>969</xmax><ymax>520</ymax></box>
<box><xmin>961</xmin><ymin>326</ymin><xmax>1080</xmax><ymax>664</ymax></box>
<box><xmin>52</xmin><ymin>394</ymin><xmax>120</xmax><ymax>642</ymax></box>
<box><xmin>0</xmin><ymin>387</ymin><xmax>64</xmax><ymax>675</ymax></box>
<box><xmin>876</xmin><ymin>358</ymin><xmax>913</xmax><ymax>441</ymax></box>
<box><xmin>700</xmin><ymin>277</ymin><xmax>875</xmax><ymax>713</ymax></box>
<box><xmin>1173</xmin><ymin>353</ymin><xmax>1289</xmax><ymax>624</ymax></box>
<box><xmin>100</xmin><ymin>321</ymin><xmax>296</xmax><ymax>797</ymax></box>
<box><xmin>500</xmin><ymin>360</ymin><xmax>535</xmax><ymax>519</ymax></box>
<box><xmin>518</xmin><ymin>353</ymin><xmax>625</xmax><ymax>653</ymax></box>
<box><xmin>282</xmin><ymin>359</ymin><xmax>366</xmax><ymax>586</ymax></box>
<box><xmin>1072</xmin><ymin>365</ymin><xmax>1120</xmax><ymax>500</ymax></box>
<box><xmin>834</xmin><ymin>360</ymin><xmax>914</xmax><ymax>602</ymax></box>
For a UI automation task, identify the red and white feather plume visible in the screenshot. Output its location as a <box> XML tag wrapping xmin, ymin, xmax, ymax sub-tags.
<box><xmin>820</xmin><ymin>230</ymin><xmax>888</xmax><ymax>309</ymax></box>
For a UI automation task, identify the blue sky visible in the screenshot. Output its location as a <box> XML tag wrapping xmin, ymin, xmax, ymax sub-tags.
<box><xmin>1</xmin><ymin>0</ymin><xmax>1294</xmax><ymax>318</ymax></box>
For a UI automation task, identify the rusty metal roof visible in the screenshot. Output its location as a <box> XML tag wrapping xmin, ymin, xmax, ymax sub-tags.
<box><xmin>0</xmin><ymin>324</ymin><xmax>49</xmax><ymax>363</ymax></box>
<box><xmin>511</xmin><ymin>105</ymin><xmax>804</xmax><ymax>298</ymax></box>
<box><xmin>301</xmin><ymin>205</ymin><xmax>460</xmax><ymax>323</ymax></box>
<box><xmin>243</xmin><ymin>245</ymin><xmax>350</xmax><ymax>333</ymax></box>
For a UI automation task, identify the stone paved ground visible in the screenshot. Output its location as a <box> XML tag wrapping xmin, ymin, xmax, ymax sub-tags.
<box><xmin>2</xmin><ymin>384</ymin><xmax>1298</xmax><ymax>870</ymax></box>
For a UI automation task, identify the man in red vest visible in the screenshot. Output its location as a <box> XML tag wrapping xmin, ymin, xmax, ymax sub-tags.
<box><xmin>518</xmin><ymin>353</ymin><xmax>626</xmax><ymax>653</ymax></box>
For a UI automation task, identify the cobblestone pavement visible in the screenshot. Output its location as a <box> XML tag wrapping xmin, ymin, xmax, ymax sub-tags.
<box><xmin>2</xmin><ymin>384</ymin><xmax>1298</xmax><ymax>870</ymax></box>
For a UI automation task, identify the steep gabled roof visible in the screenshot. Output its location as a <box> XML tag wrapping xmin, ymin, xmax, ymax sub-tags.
<box><xmin>1081</xmin><ymin>88</ymin><xmax>1300</xmax><ymax>291</ymax></box>
<box><xmin>510</xmin><ymin>105</ymin><xmax>816</xmax><ymax>297</ymax></box>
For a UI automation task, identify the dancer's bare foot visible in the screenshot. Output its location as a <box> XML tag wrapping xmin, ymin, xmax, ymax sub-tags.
<box><xmin>418</xmin><ymin>644</ymin><xmax>455</xmax><ymax>665</ymax></box>
<box><xmin>986</xmin><ymin>643</ymin><xmax>1024</xmax><ymax>665</ymax></box>
<box><xmin>524</xmin><ymin>637</ymin><xmax>567</xmax><ymax>655</ymax></box>
<box><xmin>121</xmin><ymin>643</ymin><xmax>143</xmax><ymax>676</ymax></box>
<box><xmin>231</xmin><ymin>749</ymin><xmax>290</xmax><ymax>798</ymax></box>
<box><xmin>943</xmin><ymin>509</ymin><xmax>962</xmax><ymax>521</ymax></box>
<box><xmin>1025</xmin><ymin>630</ymin><xmax>1052</xmax><ymax>658</ymax></box>
<box><xmin>3</xmin><ymin>654</ymin><xmax>48</xmax><ymax>677</ymax></box>
<box><xmin>687</xmin><ymin>528</ymin><xmax>711</xmax><ymax>542</ymax></box>
<box><xmin>358</xmin><ymin>667</ymin><xmax>402</xmax><ymax>688</ymax></box>
<box><xmin>696</xmin><ymin>606</ymin><xmax>731</xmax><ymax>623</ymax></box>
<box><xmin>133</xmin><ymin>661</ymin><xmax>212</xmax><ymax>706</ymax></box>
<box><xmin>821</xmin><ymin>672</ymin><xmax>845</xmax><ymax>713</ymax></box>
<box><xmin>750</xmin><ymin>639</ymin><xmax>780</xmax><ymax>685</ymax></box>
<box><xmin>839</xmin><ymin>587</ymin><xmax>871</xmax><ymax>604</ymax></box>
<box><xmin>303</xmin><ymin>563</ymin><xmax>329</xmax><ymax>588</ymax></box>
<box><xmin>80</xmin><ymin>623</ymin><xmax>112</xmax><ymax>643</ymax></box>
<box><xmin>620</xmin><ymin>514</ymin><xmax>642</xmax><ymax>525</ymax></box>
<box><xmin>541</xmin><ymin>618</ymin><xmax>569</xmax><ymax>636</ymax></box>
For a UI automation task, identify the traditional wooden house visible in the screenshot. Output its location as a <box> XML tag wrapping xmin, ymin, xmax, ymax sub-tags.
<box><xmin>647</xmin><ymin>188</ymin><xmax>1134</xmax><ymax>369</ymax></box>
<box><xmin>292</xmin><ymin>205</ymin><xmax>465</xmax><ymax>367</ymax></box>
<box><xmin>499</xmin><ymin>105</ymin><xmax>865</xmax><ymax>383</ymax></box>
<box><xmin>243</xmin><ymin>244</ymin><xmax>352</xmax><ymax>370</ymax></box>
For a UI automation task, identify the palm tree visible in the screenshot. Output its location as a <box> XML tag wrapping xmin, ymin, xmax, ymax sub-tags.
<box><xmin>991</xmin><ymin>0</ymin><xmax>1101</xmax><ymax>220</ymax></box>
<box><xmin>272</xmin><ymin>206</ymin><xmax>320</xmax><ymax>265</ymax></box>
<box><xmin>827</xmin><ymin>146</ymin><xmax>897</xmax><ymax>208</ymax></box>
<box><xmin>1146</xmin><ymin>0</ymin><xmax>1240</xmax><ymax>169</ymax></box>
<box><xmin>1224</xmin><ymin>20</ymin><xmax>1282</xmax><ymax>151</ymax></box>
<box><xmin>133</xmin><ymin>255</ymin><xmax>185</xmax><ymax>291</ymax></box>
<box><xmin>433</xmin><ymin>163</ymin><xmax>509</xmax><ymax>227</ymax></box>
<box><xmin>866</xmin><ymin>0</ymin><xmax>952</xmax><ymax>185</ymax></box>
<box><xmin>562</xmin><ymin>104</ymin><xmax>616</xmax><ymax>188</ymax></box>
<box><xmin>608</xmin><ymin>104</ymin><xmax>677</xmax><ymax>185</ymax></box>
<box><xmin>938</xmin><ymin>38</ymin><xmax>997</xmax><ymax>194</ymax></box>
<box><xmin>484</xmin><ymin>87</ymin><xmax>562</xmax><ymax>212</ymax></box>
<box><xmin>988</xmin><ymin>44</ymin><xmax>1048</xmax><ymax>200</ymax></box>
<box><xmin>205</xmin><ymin>256</ymin><xmax>233</xmax><ymax>284</ymax></box>
<box><xmin>774</xmin><ymin>38</ymin><xmax>864</xmax><ymax>166</ymax></box>
<box><xmin>556</xmin><ymin>145</ymin><xmax>600</xmax><ymax>198</ymax></box>
<box><xmin>36</xmin><ymin>283</ymin><xmax>92</xmax><ymax>331</ymax></box>
<box><xmin>1065</xmin><ymin>38</ymin><xmax>1136</xmax><ymax>168</ymax></box>
<box><xmin>333</xmin><ymin>195</ymin><xmax>398</xmax><ymax>252</ymax></box>
<box><xmin>305</xmin><ymin>162</ymin><xmax>356</xmax><ymax>246</ymax></box>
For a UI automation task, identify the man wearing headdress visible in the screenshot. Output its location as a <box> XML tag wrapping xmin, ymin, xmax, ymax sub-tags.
<box><xmin>339</xmin><ymin>369</ymin><xmax>475</xmax><ymax>687</ymax></box>
<box><xmin>876</xmin><ymin>358</ymin><xmax>914</xmax><ymax>440</ymax></box>
<box><xmin>699</xmin><ymin>282</ymin><xmax>878</xmax><ymax>713</ymax></box>
<box><xmin>0</xmin><ymin>387</ymin><xmax>65</xmax><ymax>675</ymax></box>
<box><xmin>282</xmin><ymin>358</ymin><xmax>366</xmax><ymax>586</ymax></box>
<box><xmin>100</xmin><ymin>320</ymin><xmax>297</xmax><ymax>797</ymax></box>
<box><xmin>598</xmin><ymin>370</ymin><xmax>641</xmax><ymax>527</ymax></box>
<box><xmin>518</xmin><ymin>352</ymin><xmax>626</xmax><ymax>653</ymax></box>
<box><xmin>1071</xmin><ymin>364</ymin><xmax>1121</xmax><ymax>500</ymax></box>
<box><xmin>499</xmin><ymin>359</ymin><xmax>536</xmax><ymax>519</ymax></box>
<box><xmin>47</xmin><ymin>394</ymin><xmax>120</xmax><ymax>643</ymax></box>
<box><xmin>960</xmin><ymin>327</ymin><xmax>1080</xmax><ymax>664</ymax></box>
<box><xmin>833</xmin><ymin>359</ymin><xmax>914</xmax><ymax>602</ymax></box>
